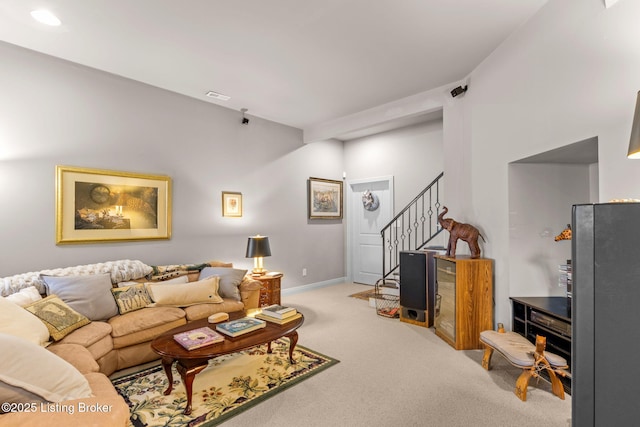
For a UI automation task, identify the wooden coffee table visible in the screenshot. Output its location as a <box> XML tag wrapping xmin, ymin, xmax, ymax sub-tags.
<box><xmin>150</xmin><ymin>311</ymin><xmax>304</xmax><ymax>415</ymax></box>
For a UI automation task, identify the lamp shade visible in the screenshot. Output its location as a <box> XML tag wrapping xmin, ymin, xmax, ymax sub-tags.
<box><xmin>246</xmin><ymin>235</ymin><xmax>271</xmax><ymax>258</ymax></box>
<box><xmin>628</xmin><ymin>91</ymin><xmax>640</xmax><ymax>159</ymax></box>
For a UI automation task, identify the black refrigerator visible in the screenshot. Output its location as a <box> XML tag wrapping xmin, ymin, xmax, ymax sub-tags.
<box><xmin>572</xmin><ymin>203</ymin><xmax>640</xmax><ymax>426</ymax></box>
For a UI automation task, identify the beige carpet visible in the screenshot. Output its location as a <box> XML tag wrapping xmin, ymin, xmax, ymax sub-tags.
<box><xmin>221</xmin><ymin>282</ymin><xmax>572</xmax><ymax>427</ymax></box>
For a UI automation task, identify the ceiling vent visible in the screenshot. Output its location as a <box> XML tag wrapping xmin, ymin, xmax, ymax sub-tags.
<box><xmin>205</xmin><ymin>91</ymin><xmax>231</xmax><ymax>101</ymax></box>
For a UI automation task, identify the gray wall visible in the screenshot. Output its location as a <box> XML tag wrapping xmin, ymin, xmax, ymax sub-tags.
<box><xmin>508</xmin><ymin>163</ymin><xmax>593</xmax><ymax>299</ymax></box>
<box><xmin>343</xmin><ymin>120</ymin><xmax>446</xmax><ymax>251</ymax></box>
<box><xmin>443</xmin><ymin>0</ymin><xmax>640</xmax><ymax>325</ymax></box>
<box><xmin>344</xmin><ymin>120</ymin><xmax>444</xmax><ymax>210</ymax></box>
<box><xmin>0</xmin><ymin>41</ymin><xmax>344</xmax><ymax>290</ymax></box>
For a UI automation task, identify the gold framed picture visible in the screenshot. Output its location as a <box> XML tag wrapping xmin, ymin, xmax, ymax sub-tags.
<box><xmin>222</xmin><ymin>191</ymin><xmax>243</xmax><ymax>217</ymax></box>
<box><xmin>55</xmin><ymin>165</ymin><xmax>171</xmax><ymax>244</ymax></box>
<box><xmin>308</xmin><ymin>177</ymin><xmax>343</xmax><ymax>219</ymax></box>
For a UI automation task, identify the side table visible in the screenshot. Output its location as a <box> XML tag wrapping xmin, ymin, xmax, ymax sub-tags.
<box><xmin>254</xmin><ymin>273</ymin><xmax>283</xmax><ymax>306</ymax></box>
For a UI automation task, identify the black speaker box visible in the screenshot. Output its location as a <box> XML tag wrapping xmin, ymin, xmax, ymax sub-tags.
<box><xmin>399</xmin><ymin>250</ymin><xmax>441</xmax><ymax>327</ymax></box>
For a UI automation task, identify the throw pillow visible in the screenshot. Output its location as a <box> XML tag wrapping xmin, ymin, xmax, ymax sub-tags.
<box><xmin>41</xmin><ymin>273</ymin><xmax>119</xmax><ymax>321</ymax></box>
<box><xmin>199</xmin><ymin>267</ymin><xmax>247</xmax><ymax>301</ymax></box>
<box><xmin>111</xmin><ymin>283</ymin><xmax>153</xmax><ymax>314</ymax></box>
<box><xmin>0</xmin><ymin>296</ymin><xmax>49</xmax><ymax>346</ymax></box>
<box><xmin>4</xmin><ymin>286</ymin><xmax>42</xmax><ymax>307</ymax></box>
<box><xmin>146</xmin><ymin>276</ymin><xmax>223</xmax><ymax>307</ymax></box>
<box><xmin>116</xmin><ymin>274</ymin><xmax>187</xmax><ymax>288</ymax></box>
<box><xmin>24</xmin><ymin>295</ymin><xmax>90</xmax><ymax>341</ymax></box>
<box><xmin>0</xmin><ymin>333</ymin><xmax>92</xmax><ymax>404</ymax></box>
<box><xmin>157</xmin><ymin>275</ymin><xmax>189</xmax><ymax>284</ymax></box>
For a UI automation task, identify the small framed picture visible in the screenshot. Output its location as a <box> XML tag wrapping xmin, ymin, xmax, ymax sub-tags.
<box><xmin>308</xmin><ymin>177</ymin><xmax>343</xmax><ymax>219</ymax></box>
<box><xmin>222</xmin><ymin>192</ymin><xmax>243</xmax><ymax>217</ymax></box>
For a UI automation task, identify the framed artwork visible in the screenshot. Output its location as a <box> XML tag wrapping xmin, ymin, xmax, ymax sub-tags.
<box><xmin>308</xmin><ymin>177</ymin><xmax>343</xmax><ymax>219</ymax></box>
<box><xmin>55</xmin><ymin>166</ymin><xmax>171</xmax><ymax>244</ymax></box>
<box><xmin>222</xmin><ymin>191</ymin><xmax>243</xmax><ymax>217</ymax></box>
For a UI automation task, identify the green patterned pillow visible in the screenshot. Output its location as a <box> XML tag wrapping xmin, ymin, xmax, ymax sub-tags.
<box><xmin>24</xmin><ymin>295</ymin><xmax>90</xmax><ymax>341</ymax></box>
<box><xmin>111</xmin><ymin>283</ymin><xmax>152</xmax><ymax>314</ymax></box>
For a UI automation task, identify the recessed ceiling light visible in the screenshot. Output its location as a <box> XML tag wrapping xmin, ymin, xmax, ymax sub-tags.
<box><xmin>205</xmin><ymin>91</ymin><xmax>231</xmax><ymax>101</ymax></box>
<box><xmin>30</xmin><ymin>10</ymin><xmax>61</xmax><ymax>26</ymax></box>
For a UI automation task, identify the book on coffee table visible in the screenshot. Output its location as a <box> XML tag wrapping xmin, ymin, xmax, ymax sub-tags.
<box><xmin>216</xmin><ymin>317</ymin><xmax>267</xmax><ymax>337</ymax></box>
<box><xmin>173</xmin><ymin>327</ymin><xmax>224</xmax><ymax>350</ymax></box>
<box><xmin>255</xmin><ymin>312</ymin><xmax>303</xmax><ymax>325</ymax></box>
<box><xmin>261</xmin><ymin>304</ymin><xmax>297</xmax><ymax>319</ymax></box>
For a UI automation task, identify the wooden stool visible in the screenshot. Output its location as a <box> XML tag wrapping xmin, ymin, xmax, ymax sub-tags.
<box><xmin>479</xmin><ymin>328</ymin><xmax>568</xmax><ymax>401</ymax></box>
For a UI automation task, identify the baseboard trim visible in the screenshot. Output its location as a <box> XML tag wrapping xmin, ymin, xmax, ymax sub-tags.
<box><xmin>281</xmin><ymin>277</ymin><xmax>347</xmax><ymax>296</ymax></box>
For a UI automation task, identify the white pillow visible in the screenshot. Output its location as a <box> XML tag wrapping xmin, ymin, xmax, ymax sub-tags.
<box><xmin>0</xmin><ymin>333</ymin><xmax>92</xmax><ymax>403</ymax></box>
<box><xmin>116</xmin><ymin>275</ymin><xmax>188</xmax><ymax>288</ymax></box>
<box><xmin>154</xmin><ymin>275</ymin><xmax>189</xmax><ymax>285</ymax></box>
<box><xmin>4</xmin><ymin>286</ymin><xmax>42</xmax><ymax>307</ymax></box>
<box><xmin>146</xmin><ymin>276</ymin><xmax>223</xmax><ymax>307</ymax></box>
<box><xmin>0</xmin><ymin>296</ymin><xmax>49</xmax><ymax>346</ymax></box>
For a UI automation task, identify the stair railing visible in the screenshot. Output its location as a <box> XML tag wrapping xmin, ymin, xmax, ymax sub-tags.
<box><xmin>380</xmin><ymin>172</ymin><xmax>444</xmax><ymax>281</ymax></box>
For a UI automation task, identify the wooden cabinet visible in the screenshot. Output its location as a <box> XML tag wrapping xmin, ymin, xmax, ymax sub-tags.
<box><xmin>434</xmin><ymin>255</ymin><xmax>493</xmax><ymax>350</ymax></box>
<box><xmin>255</xmin><ymin>273</ymin><xmax>283</xmax><ymax>307</ymax></box>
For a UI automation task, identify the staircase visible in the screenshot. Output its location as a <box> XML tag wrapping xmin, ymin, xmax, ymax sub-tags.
<box><xmin>380</xmin><ymin>172</ymin><xmax>444</xmax><ymax>283</ymax></box>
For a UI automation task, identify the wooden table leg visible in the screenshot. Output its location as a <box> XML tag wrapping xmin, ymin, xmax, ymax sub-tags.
<box><xmin>286</xmin><ymin>331</ymin><xmax>298</xmax><ymax>364</ymax></box>
<box><xmin>267</xmin><ymin>341</ymin><xmax>272</xmax><ymax>354</ymax></box>
<box><xmin>161</xmin><ymin>356</ymin><xmax>175</xmax><ymax>395</ymax></box>
<box><xmin>481</xmin><ymin>346</ymin><xmax>494</xmax><ymax>370</ymax></box>
<box><xmin>176</xmin><ymin>360</ymin><xmax>209</xmax><ymax>415</ymax></box>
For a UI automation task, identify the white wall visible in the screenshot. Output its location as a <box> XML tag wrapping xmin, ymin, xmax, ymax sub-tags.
<box><xmin>445</xmin><ymin>0</ymin><xmax>640</xmax><ymax>325</ymax></box>
<box><xmin>0</xmin><ymin>41</ymin><xmax>344</xmax><ymax>289</ymax></box>
<box><xmin>508</xmin><ymin>163</ymin><xmax>592</xmax><ymax>299</ymax></box>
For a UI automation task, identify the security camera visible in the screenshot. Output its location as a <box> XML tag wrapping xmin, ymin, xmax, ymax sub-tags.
<box><xmin>450</xmin><ymin>85</ymin><xmax>468</xmax><ymax>97</ymax></box>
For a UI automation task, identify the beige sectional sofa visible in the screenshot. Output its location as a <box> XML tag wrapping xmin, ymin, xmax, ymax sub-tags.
<box><xmin>0</xmin><ymin>259</ymin><xmax>261</xmax><ymax>427</ymax></box>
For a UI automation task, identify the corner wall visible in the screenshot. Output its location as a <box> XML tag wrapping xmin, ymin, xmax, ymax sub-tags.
<box><xmin>508</xmin><ymin>163</ymin><xmax>592</xmax><ymax>299</ymax></box>
<box><xmin>447</xmin><ymin>0</ymin><xmax>640</xmax><ymax>324</ymax></box>
<box><xmin>0</xmin><ymin>41</ymin><xmax>344</xmax><ymax>289</ymax></box>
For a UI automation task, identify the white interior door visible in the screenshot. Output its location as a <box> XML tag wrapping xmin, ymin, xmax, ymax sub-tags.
<box><xmin>348</xmin><ymin>177</ymin><xmax>393</xmax><ymax>285</ymax></box>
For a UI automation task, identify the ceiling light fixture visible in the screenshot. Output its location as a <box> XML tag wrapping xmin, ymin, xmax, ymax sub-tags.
<box><xmin>205</xmin><ymin>91</ymin><xmax>231</xmax><ymax>101</ymax></box>
<box><xmin>30</xmin><ymin>10</ymin><xmax>61</xmax><ymax>26</ymax></box>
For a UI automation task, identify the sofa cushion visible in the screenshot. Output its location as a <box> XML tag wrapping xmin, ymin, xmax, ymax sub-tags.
<box><xmin>41</xmin><ymin>273</ymin><xmax>119</xmax><ymax>321</ymax></box>
<box><xmin>199</xmin><ymin>267</ymin><xmax>247</xmax><ymax>301</ymax></box>
<box><xmin>0</xmin><ymin>333</ymin><xmax>92</xmax><ymax>403</ymax></box>
<box><xmin>112</xmin><ymin>318</ymin><xmax>186</xmax><ymax>349</ymax></box>
<box><xmin>183</xmin><ymin>299</ymin><xmax>245</xmax><ymax>321</ymax></box>
<box><xmin>53</xmin><ymin>321</ymin><xmax>114</xmax><ymax>360</ymax></box>
<box><xmin>47</xmin><ymin>344</ymin><xmax>100</xmax><ymax>374</ymax></box>
<box><xmin>108</xmin><ymin>306</ymin><xmax>186</xmax><ymax>338</ymax></box>
<box><xmin>24</xmin><ymin>295</ymin><xmax>90</xmax><ymax>341</ymax></box>
<box><xmin>146</xmin><ymin>276</ymin><xmax>223</xmax><ymax>306</ymax></box>
<box><xmin>111</xmin><ymin>283</ymin><xmax>153</xmax><ymax>314</ymax></box>
<box><xmin>0</xmin><ymin>296</ymin><xmax>50</xmax><ymax>346</ymax></box>
<box><xmin>4</xmin><ymin>286</ymin><xmax>42</xmax><ymax>307</ymax></box>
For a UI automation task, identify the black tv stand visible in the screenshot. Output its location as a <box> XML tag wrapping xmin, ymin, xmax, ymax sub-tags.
<box><xmin>510</xmin><ymin>296</ymin><xmax>571</xmax><ymax>393</ymax></box>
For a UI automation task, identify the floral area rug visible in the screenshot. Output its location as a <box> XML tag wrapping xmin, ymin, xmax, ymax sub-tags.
<box><xmin>112</xmin><ymin>339</ymin><xmax>338</xmax><ymax>427</ymax></box>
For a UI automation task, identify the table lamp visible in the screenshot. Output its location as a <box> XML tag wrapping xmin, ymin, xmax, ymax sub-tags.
<box><xmin>246</xmin><ymin>235</ymin><xmax>271</xmax><ymax>276</ymax></box>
